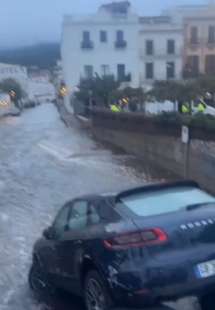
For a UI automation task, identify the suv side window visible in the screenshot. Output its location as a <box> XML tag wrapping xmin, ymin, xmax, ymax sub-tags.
<box><xmin>52</xmin><ymin>204</ymin><xmax>70</xmax><ymax>239</ymax></box>
<box><xmin>67</xmin><ymin>200</ymin><xmax>88</xmax><ymax>231</ymax></box>
<box><xmin>88</xmin><ymin>200</ymin><xmax>120</xmax><ymax>225</ymax></box>
<box><xmin>99</xmin><ymin>200</ymin><xmax>121</xmax><ymax>222</ymax></box>
<box><xmin>88</xmin><ymin>203</ymin><xmax>100</xmax><ymax>225</ymax></box>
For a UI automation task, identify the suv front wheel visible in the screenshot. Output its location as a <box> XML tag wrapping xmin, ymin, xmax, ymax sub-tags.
<box><xmin>28</xmin><ymin>262</ymin><xmax>55</xmax><ymax>296</ymax></box>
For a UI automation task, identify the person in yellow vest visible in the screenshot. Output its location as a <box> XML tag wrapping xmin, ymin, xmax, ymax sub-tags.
<box><xmin>110</xmin><ymin>104</ymin><xmax>121</xmax><ymax>113</ymax></box>
<box><xmin>182</xmin><ymin>102</ymin><xmax>190</xmax><ymax>114</ymax></box>
<box><xmin>197</xmin><ymin>99</ymin><xmax>206</xmax><ymax>113</ymax></box>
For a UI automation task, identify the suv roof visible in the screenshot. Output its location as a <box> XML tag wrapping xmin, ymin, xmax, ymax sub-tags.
<box><xmin>115</xmin><ymin>180</ymin><xmax>199</xmax><ymax>201</ymax></box>
<box><xmin>73</xmin><ymin>181</ymin><xmax>200</xmax><ymax>202</ymax></box>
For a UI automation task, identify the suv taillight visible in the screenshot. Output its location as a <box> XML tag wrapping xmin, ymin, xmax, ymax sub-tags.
<box><xmin>104</xmin><ymin>228</ymin><xmax>168</xmax><ymax>250</ymax></box>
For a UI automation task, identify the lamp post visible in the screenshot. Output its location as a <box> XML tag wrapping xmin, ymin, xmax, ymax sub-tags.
<box><xmin>89</xmin><ymin>90</ymin><xmax>93</xmax><ymax>109</ymax></box>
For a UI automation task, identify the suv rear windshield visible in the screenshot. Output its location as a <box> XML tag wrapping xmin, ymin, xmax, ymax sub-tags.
<box><xmin>119</xmin><ymin>187</ymin><xmax>215</xmax><ymax>217</ymax></box>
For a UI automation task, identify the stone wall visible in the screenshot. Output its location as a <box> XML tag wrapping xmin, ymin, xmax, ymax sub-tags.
<box><xmin>92</xmin><ymin>110</ymin><xmax>215</xmax><ymax>193</ymax></box>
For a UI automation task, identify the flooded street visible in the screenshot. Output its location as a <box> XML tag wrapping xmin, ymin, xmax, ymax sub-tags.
<box><xmin>0</xmin><ymin>103</ymin><xmax>194</xmax><ymax>310</ymax></box>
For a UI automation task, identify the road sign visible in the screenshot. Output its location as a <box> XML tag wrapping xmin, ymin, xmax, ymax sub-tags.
<box><xmin>182</xmin><ymin>126</ymin><xmax>189</xmax><ymax>144</ymax></box>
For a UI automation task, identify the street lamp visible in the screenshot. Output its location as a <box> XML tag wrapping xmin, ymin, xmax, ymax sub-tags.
<box><xmin>59</xmin><ymin>82</ymin><xmax>68</xmax><ymax>99</ymax></box>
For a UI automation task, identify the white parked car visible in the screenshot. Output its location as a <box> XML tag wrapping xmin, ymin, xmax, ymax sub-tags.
<box><xmin>192</xmin><ymin>102</ymin><xmax>215</xmax><ymax>116</ymax></box>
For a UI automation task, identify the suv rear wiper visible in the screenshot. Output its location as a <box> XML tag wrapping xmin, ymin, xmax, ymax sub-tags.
<box><xmin>186</xmin><ymin>202</ymin><xmax>215</xmax><ymax>211</ymax></box>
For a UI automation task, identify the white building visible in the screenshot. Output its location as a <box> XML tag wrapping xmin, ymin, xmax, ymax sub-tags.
<box><xmin>61</xmin><ymin>1</ymin><xmax>184</xmax><ymax>95</ymax></box>
<box><xmin>0</xmin><ymin>63</ymin><xmax>28</xmax><ymax>92</ymax></box>
<box><xmin>139</xmin><ymin>16</ymin><xmax>183</xmax><ymax>89</ymax></box>
<box><xmin>62</xmin><ymin>1</ymin><xmax>140</xmax><ymax>94</ymax></box>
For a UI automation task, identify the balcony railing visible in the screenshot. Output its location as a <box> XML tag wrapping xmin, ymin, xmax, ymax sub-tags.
<box><xmin>115</xmin><ymin>40</ymin><xmax>127</xmax><ymax>49</ymax></box>
<box><xmin>81</xmin><ymin>41</ymin><xmax>94</xmax><ymax>49</ymax></box>
<box><xmin>139</xmin><ymin>49</ymin><xmax>181</xmax><ymax>59</ymax></box>
<box><xmin>187</xmin><ymin>40</ymin><xmax>200</xmax><ymax>49</ymax></box>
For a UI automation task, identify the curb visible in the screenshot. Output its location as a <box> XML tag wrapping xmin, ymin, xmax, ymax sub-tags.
<box><xmin>55</xmin><ymin>100</ymin><xmax>73</xmax><ymax>127</ymax></box>
<box><xmin>0</xmin><ymin>111</ymin><xmax>21</xmax><ymax>119</ymax></box>
<box><xmin>55</xmin><ymin>100</ymin><xmax>91</xmax><ymax>129</ymax></box>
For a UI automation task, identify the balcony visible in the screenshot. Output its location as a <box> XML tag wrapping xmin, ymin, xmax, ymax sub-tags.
<box><xmin>139</xmin><ymin>49</ymin><xmax>180</xmax><ymax>59</ymax></box>
<box><xmin>115</xmin><ymin>40</ymin><xmax>127</xmax><ymax>49</ymax></box>
<box><xmin>81</xmin><ymin>41</ymin><xmax>94</xmax><ymax>50</ymax></box>
<box><xmin>188</xmin><ymin>40</ymin><xmax>200</xmax><ymax>50</ymax></box>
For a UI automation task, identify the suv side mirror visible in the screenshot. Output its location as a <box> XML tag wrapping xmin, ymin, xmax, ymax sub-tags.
<box><xmin>43</xmin><ymin>227</ymin><xmax>54</xmax><ymax>239</ymax></box>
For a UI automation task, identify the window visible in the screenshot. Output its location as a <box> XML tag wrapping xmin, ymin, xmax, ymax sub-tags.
<box><xmin>166</xmin><ymin>62</ymin><xmax>175</xmax><ymax>79</ymax></box>
<box><xmin>167</xmin><ymin>39</ymin><xmax>175</xmax><ymax>54</ymax></box>
<box><xmin>81</xmin><ymin>31</ymin><xmax>93</xmax><ymax>49</ymax></box>
<box><xmin>118</xmin><ymin>187</ymin><xmax>215</xmax><ymax>217</ymax></box>
<box><xmin>190</xmin><ymin>26</ymin><xmax>198</xmax><ymax>44</ymax></box>
<box><xmin>145</xmin><ymin>40</ymin><xmax>154</xmax><ymax>55</ymax></box>
<box><xmin>145</xmin><ymin>62</ymin><xmax>154</xmax><ymax>79</ymax></box>
<box><xmin>187</xmin><ymin>55</ymin><xmax>199</xmax><ymax>76</ymax></box>
<box><xmin>115</xmin><ymin>30</ymin><xmax>126</xmax><ymax>48</ymax></box>
<box><xmin>100</xmin><ymin>30</ymin><xmax>107</xmax><ymax>43</ymax></box>
<box><xmin>84</xmin><ymin>65</ymin><xmax>93</xmax><ymax>79</ymax></box>
<box><xmin>96</xmin><ymin>200</ymin><xmax>120</xmax><ymax>222</ymax></box>
<box><xmin>116</xmin><ymin>30</ymin><xmax>124</xmax><ymax>42</ymax></box>
<box><xmin>67</xmin><ymin>200</ymin><xmax>88</xmax><ymax>231</ymax></box>
<box><xmin>101</xmin><ymin>65</ymin><xmax>110</xmax><ymax>76</ymax></box>
<box><xmin>52</xmin><ymin>204</ymin><xmax>70</xmax><ymax>239</ymax></box>
<box><xmin>117</xmin><ymin>64</ymin><xmax>125</xmax><ymax>81</ymax></box>
<box><xmin>83</xmin><ymin>31</ymin><xmax>90</xmax><ymax>42</ymax></box>
<box><xmin>208</xmin><ymin>26</ymin><xmax>215</xmax><ymax>44</ymax></box>
<box><xmin>88</xmin><ymin>203</ymin><xmax>100</xmax><ymax>225</ymax></box>
<box><xmin>205</xmin><ymin>55</ymin><xmax>215</xmax><ymax>74</ymax></box>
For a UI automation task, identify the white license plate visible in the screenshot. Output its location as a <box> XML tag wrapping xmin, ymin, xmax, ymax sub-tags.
<box><xmin>196</xmin><ymin>259</ymin><xmax>215</xmax><ymax>279</ymax></box>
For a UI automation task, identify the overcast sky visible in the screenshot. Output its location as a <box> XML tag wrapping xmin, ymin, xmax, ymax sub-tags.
<box><xmin>0</xmin><ymin>0</ymin><xmax>208</xmax><ymax>48</ymax></box>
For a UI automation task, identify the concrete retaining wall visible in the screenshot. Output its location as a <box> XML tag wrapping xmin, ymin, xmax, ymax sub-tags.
<box><xmin>92</xmin><ymin>110</ymin><xmax>215</xmax><ymax>193</ymax></box>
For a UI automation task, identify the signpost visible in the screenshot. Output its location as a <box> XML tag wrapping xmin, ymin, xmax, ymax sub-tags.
<box><xmin>181</xmin><ymin>126</ymin><xmax>190</xmax><ymax>178</ymax></box>
<box><xmin>181</xmin><ymin>126</ymin><xmax>189</xmax><ymax>144</ymax></box>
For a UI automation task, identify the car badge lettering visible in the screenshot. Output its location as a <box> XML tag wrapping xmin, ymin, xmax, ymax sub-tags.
<box><xmin>180</xmin><ymin>219</ymin><xmax>214</xmax><ymax>230</ymax></box>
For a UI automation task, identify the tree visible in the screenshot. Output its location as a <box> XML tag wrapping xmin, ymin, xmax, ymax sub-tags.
<box><xmin>111</xmin><ymin>86</ymin><xmax>146</xmax><ymax>111</ymax></box>
<box><xmin>150</xmin><ymin>80</ymin><xmax>197</xmax><ymax>103</ymax></box>
<box><xmin>75</xmin><ymin>75</ymin><xmax>120</xmax><ymax>108</ymax></box>
<box><xmin>0</xmin><ymin>78</ymin><xmax>24</xmax><ymax>107</ymax></box>
<box><xmin>195</xmin><ymin>76</ymin><xmax>215</xmax><ymax>95</ymax></box>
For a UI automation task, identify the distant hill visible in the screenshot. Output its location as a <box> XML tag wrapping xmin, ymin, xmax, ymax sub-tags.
<box><xmin>0</xmin><ymin>43</ymin><xmax>60</xmax><ymax>69</ymax></box>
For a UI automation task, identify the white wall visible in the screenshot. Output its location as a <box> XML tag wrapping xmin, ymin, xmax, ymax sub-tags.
<box><xmin>145</xmin><ymin>100</ymin><xmax>178</xmax><ymax>114</ymax></box>
<box><xmin>61</xmin><ymin>5</ymin><xmax>185</xmax><ymax>95</ymax></box>
<box><xmin>139</xmin><ymin>27</ymin><xmax>183</xmax><ymax>88</ymax></box>
<box><xmin>62</xmin><ymin>10</ymin><xmax>140</xmax><ymax>95</ymax></box>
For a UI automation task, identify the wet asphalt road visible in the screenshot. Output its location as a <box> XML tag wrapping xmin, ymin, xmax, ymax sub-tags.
<box><xmin>0</xmin><ymin>103</ymin><xmax>198</xmax><ymax>310</ymax></box>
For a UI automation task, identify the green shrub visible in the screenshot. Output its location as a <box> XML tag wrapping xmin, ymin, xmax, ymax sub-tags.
<box><xmin>153</xmin><ymin>112</ymin><xmax>182</xmax><ymax>126</ymax></box>
<box><xmin>148</xmin><ymin>112</ymin><xmax>215</xmax><ymax>132</ymax></box>
<box><xmin>188</xmin><ymin>113</ymin><xmax>215</xmax><ymax>131</ymax></box>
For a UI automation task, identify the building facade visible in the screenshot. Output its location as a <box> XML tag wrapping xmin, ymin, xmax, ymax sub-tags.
<box><xmin>139</xmin><ymin>16</ymin><xmax>183</xmax><ymax>89</ymax></box>
<box><xmin>167</xmin><ymin>4</ymin><xmax>215</xmax><ymax>77</ymax></box>
<box><xmin>62</xmin><ymin>1</ymin><xmax>140</xmax><ymax>94</ymax></box>
<box><xmin>61</xmin><ymin>1</ymin><xmax>215</xmax><ymax>97</ymax></box>
<box><xmin>184</xmin><ymin>6</ymin><xmax>215</xmax><ymax>76</ymax></box>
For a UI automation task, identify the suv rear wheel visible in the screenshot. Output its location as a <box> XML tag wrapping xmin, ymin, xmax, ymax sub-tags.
<box><xmin>84</xmin><ymin>270</ymin><xmax>113</xmax><ymax>310</ymax></box>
